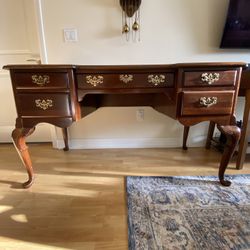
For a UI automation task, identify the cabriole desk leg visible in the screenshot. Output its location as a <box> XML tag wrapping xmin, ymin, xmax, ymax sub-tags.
<box><xmin>206</xmin><ymin>121</ymin><xmax>215</xmax><ymax>149</ymax></box>
<box><xmin>182</xmin><ymin>126</ymin><xmax>190</xmax><ymax>150</ymax></box>
<box><xmin>217</xmin><ymin>125</ymin><xmax>241</xmax><ymax>186</ymax></box>
<box><xmin>12</xmin><ymin>127</ymin><xmax>35</xmax><ymax>188</ymax></box>
<box><xmin>62</xmin><ymin>127</ymin><xmax>69</xmax><ymax>151</ymax></box>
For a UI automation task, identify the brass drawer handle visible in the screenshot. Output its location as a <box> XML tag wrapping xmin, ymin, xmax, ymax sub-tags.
<box><xmin>199</xmin><ymin>97</ymin><xmax>217</xmax><ymax>107</ymax></box>
<box><xmin>86</xmin><ymin>75</ymin><xmax>104</xmax><ymax>87</ymax></box>
<box><xmin>35</xmin><ymin>99</ymin><xmax>53</xmax><ymax>110</ymax></box>
<box><xmin>148</xmin><ymin>74</ymin><xmax>166</xmax><ymax>86</ymax></box>
<box><xmin>32</xmin><ymin>75</ymin><xmax>50</xmax><ymax>86</ymax></box>
<box><xmin>201</xmin><ymin>73</ymin><xmax>220</xmax><ymax>85</ymax></box>
<box><xmin>120</xmin><ymin>74</ymin><xmax>133</xmax><ymax>83</ymax></box>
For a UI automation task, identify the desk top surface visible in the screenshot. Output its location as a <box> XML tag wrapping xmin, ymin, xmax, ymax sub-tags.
<box><xmin>3</xmin><ymin>62</ymin><xmax>247</xmax><ymax>70</ymax></box>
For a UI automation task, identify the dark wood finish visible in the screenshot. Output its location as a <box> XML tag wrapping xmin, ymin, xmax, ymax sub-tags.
<box><xmin>17</xmin><ymin>93</ymin><xmax>72</xmax><ymax>117</ymax></box>
<box><xmin>206</xmin><ymin>121</ymin><xmax>216</xmax><ymax>149</ymax></box>
<box><xmin>13</xmin><ymin>71</ymin><xmax>70</xmax><ymax>89</ymax></box>
<box><xmin>181</xmin><ymin>91</ymin><xmax>234</xmax><ymax>116</ymax></box>
<box><xmin>217</xmin><ymin>125</ymin><xmax>241</xmax><ymax>186</ymax></box>
<box><xmin>201</xmin><ymin>66</ymin><xmax>250</xmax><ymax>170</ymax></box>
<box><xmin>62</xmin><ymin>128</ymin><xmax>69</xmax><ymax>151</ymax></box>
<box><xmin>3</xmin><ymin>62</ymin><xmax>246</xmax><ymax>187</ymax></box>
<box><xmin>77</xmin><ymin>73</ymin><xmax>174</xmax><ymax>89</ymax></box>
<box><xmin>3</xmin><ymin>65</ymin><xmax>81</xmax><ymax>188</ymax></box>
<box><xmin>5</xmin><ymin>65</ymin><xmax>81</xmax><ymax>127</ymax></box>
<box><xmin>182</xmin><ymin>126</ymin><xmax>189</xmax><ymax>150</ymax></box>
<box><xmin>183</xmin><ymin>70</ymin><xmax>237</xmax><ymax>87</ymax></box>
<box><xmin>238</xmin><ymin>65</ymin><xmax>250</xmax><ymax>95</ymax></box>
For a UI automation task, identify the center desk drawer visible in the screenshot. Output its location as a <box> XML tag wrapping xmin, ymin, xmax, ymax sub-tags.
<box><xmin>181</xmin><ymin>91</ymin><xmax>234</xmax><ymax>116</ymax></box>
<box><xmin>183</xmin><ymin>70</ymin><xmax>237</xmax><ymax>87</ymax></box>
<box><xmin>13</xmin><ymin>72</ymin><xmax>70</xmax><ymax>88</ymax></box>
<box><xmin>16</xmin><ymin>93</ymin><xmax>72</xmax><ymax>117</ymax></box>
<box><xmin>77</xmin><ymin>73</ymin><xmax>174</xmax><ymax>89</ymax></box>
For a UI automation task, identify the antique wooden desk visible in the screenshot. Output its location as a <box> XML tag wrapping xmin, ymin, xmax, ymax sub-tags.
<box><xmin>3</xmin><ymin>63</ymin><xmax>246</xmax><ymax>188</ymax></box>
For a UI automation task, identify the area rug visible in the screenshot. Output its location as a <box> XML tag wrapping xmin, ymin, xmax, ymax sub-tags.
<box><xmin>126</xmin><ymin>175</ymin><xmax>250</xmax><ymax>250</ymax></box>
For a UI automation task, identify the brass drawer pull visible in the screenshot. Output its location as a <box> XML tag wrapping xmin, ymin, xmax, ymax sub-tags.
<box><xmin>201</xmin><ymin>73</ymin><xmax>220</xmax><ymax>85</ymax></box>
<box><xmin>199</xmin><ymin>97</ymin><xmax>217</xmax><ymax>107</ymax></box>
<box><xmin>148</xmin><ymin>74</ymin><xmax>166</xmax><ymax>86</ymax></box>
<box><xmin>120</xmin><ymin>74</ymin><xmax>133</xmax><ymax>83</ymax></box>
<box><xmin>86</xmin><ymin>75</ymin><xmax>104</xmax><ymax>87</ymax></box>
<box><xmin>35</xmin><ymin>99</ymin><xmax>53</xmax><ymax>110</ymax></box>
<box><xmin>32</xmin><ymin>75</ymin><xmax>50</xmax><ymax>86</ymax></box>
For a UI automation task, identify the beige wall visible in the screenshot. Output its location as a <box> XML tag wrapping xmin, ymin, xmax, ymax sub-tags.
<box><xmin>39</xmin><ymin>0</ymin><xmax>250</xmax><ymax>149</ymax></box>
<box><xmin>42</xmin><ymin>0</ymin><xmax>250</xmax><ymax>64</ymax></box>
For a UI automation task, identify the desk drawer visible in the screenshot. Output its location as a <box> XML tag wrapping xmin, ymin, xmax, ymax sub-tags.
<box><xmin>183</xmin><ymin>70</ymin><xmax>237</xmax><ymax>87</ymax></box>
<box><xmin>13</xmin><ymin>72</ymin><xmax>70</xmax><ymax>89</ymax></box>
<box><xmin>181</xmin><ymin>91</ymin><xmax>234</xmax><ymax>116</ymax></box>
<box><xmin>16</xmin><ymin>93</ymin><xmax>72</xmax><ymax>117</ymax></box>
<box><xmin>77</xmin><ymin>73</ymin><xmax>174</xmax><ymax>89</ymax></box>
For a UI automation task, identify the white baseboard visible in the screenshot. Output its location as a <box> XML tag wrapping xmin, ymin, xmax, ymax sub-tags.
<box><xmin>0</xmin><ymin>124</ymin><xmax>52</xmax><ymax>143</ymax></box>
<box><xmin>0</xmin><ymin>126</ymin><xmax>14</xmax><ymax>142</ymax></box>
<box><xmin>0</xmin><ymin>126</ymin><xmax>209</xmax><ymax>150</ymax></box>
<box><xmin>0</xmin><ymin>71</ymin><xmax>9</xmax><ymax>78</ymax></box>
<box><xmin>54</xmin><ymin>137</ymin><xmax>207</xmax><ymax>149</ymax></box>
<box><xmin>247</xmin><ymin>147</ymin><xmax>250</xmax><ymax>154</ymax></box>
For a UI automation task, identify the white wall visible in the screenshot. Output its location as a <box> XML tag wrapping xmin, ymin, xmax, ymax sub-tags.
<box><xmin>41</xmin><ymin>0</ymin><xmax>250</xmax><ymax>148</ymax></box>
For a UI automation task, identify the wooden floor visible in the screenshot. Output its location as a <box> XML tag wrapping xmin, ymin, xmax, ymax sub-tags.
<box><xmin>0</xmin><ymin>143</ymin><xmax>250</xmax><ymax>250</ymax></box>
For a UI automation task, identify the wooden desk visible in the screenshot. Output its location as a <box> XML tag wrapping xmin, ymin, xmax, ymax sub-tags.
<box><xmin>3</xmin><ymin>63</ymin><xmax>246</xmax><ymax>188</ymax></box>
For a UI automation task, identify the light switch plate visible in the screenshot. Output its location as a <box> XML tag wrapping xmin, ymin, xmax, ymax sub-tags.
<box><xmin>63</xmin><ymin>28</ymin><xmax>78</xmax><ymax>42</ymax></box>
<box><xmin>136</xmin><ymin>109</ymin><xmax>144</xmax><ymax>122</ymax></box>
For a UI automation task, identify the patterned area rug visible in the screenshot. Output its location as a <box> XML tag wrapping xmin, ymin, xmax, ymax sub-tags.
<box><xmin>126</xmin><ymin>175</ymin><xmax>250</xmax><ymax>250</ymax></box>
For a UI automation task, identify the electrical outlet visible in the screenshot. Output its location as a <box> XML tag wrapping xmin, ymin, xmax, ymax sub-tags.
<box><xmin>136</xmin><ymin>109</ymin><xmax>144</xmax><ymax>121</ymax></box>
<box><xmin>63</xmin><ymin>28</ymin><xmax>78</xmax><ymax>42</ymax></box>
<box><xmin>215</xmin><ymin>132</ymin><xmax>220</xmax><ymax>138</ymax></box>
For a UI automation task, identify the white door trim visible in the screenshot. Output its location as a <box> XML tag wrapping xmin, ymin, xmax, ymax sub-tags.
<box><xmin>33</xmin><ymin>0</ymin><xmax>48</xmax><ymax>64</ymax></box>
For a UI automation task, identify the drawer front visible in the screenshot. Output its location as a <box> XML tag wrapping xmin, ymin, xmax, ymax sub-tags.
<box><xmin>77</xmin><ymin>73</ymin><xmax>174</xmax><ymax>89</ymax></box>
<box><xmin>13</xmin><ymin>72</ymin><xmax>70</xmax><ymax>88</ymax></box>
<box><xmin>181</xmin><ymin>91</ymin><xmax>234</xmax><ymax>116</ymax></box>
<box><xmin>183</xmin><ymin>70</ymin><xmax>237</xmax><ymax>87</ymax></box>
<box><xmin>16</xmin><ymin>93</ymin><xmax>72</xmax><ymax>117</ymax></box>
